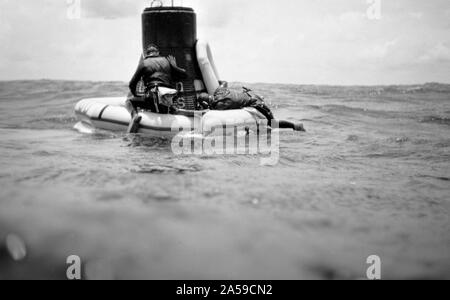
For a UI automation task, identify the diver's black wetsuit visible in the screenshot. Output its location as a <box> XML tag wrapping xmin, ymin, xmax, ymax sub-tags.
<box><xmin>128</xmin><ymin>56</ymin><xmax>187</xmax><ymax>113</ymax></box>
<box><xmin>209</xmin><ymin>87</ymin><xmax>275</xmax><ymax>123</ymax></box>
<box><xmin>204</xmin><ymin>87</ymin><xmax>305</xmax><ymax>131</ymax></box>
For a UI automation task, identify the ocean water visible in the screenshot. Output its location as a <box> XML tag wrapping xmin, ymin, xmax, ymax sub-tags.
<box><xmin>0</xmin><ymin>80</ymin><xmax>449</xmax><ymax>279</ymax></box>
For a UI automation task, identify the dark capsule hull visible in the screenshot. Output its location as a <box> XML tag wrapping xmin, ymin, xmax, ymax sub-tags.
<box><xmin>142</xmin><ymin>7</ymin><xmax>203</xmax><ymax>110</ymax></box>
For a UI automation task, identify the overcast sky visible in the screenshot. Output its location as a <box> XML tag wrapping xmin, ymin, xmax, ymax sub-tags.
<box><xmin>0</xmin><ymin>0</ymin><xmax>449</xmax><ymax>85</ymax></box>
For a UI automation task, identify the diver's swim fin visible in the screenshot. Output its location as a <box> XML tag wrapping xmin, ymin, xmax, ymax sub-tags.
<box><xmin>294</xmin><ymin>123</ymin><xmax>306</xmax><ymax>132</ymax></box>
<box><xmin>127</xmin><ymin>115</ymin><xmax>142</xmax><ymax>134</ymax></box>
<box><xmin>274</xmin><ymin>120</ymin><xmax>306</xmax><ymax>132</ymax></box>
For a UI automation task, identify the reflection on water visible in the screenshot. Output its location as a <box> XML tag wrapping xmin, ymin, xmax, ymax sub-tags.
<box><xmin>0</xmin><ymin>81</ymin><xmax>449</xmax><ymax>279</ymax></box>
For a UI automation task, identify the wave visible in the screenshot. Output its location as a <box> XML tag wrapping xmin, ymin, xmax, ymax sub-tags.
<box><xmin>417</xmin><ymin>174</ymin><xmax>450</xmax><ymax>182</ymax></box>
<box><xmin>130</xmin><ymin>164</ymin><xmax>203</xmax><ymax>174</ymax></box>
<box><xmin>235</xmin><ymin>82</ymin><xmax>450</xmax><ymax>96</ymax></box>
<box><xmin>420</xmin><ymin>116</ymin><xmax>450</xmax><ymax>126</ymax></box>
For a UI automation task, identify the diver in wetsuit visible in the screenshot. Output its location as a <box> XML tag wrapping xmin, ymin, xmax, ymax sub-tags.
<box><xmin>198</xmin><ymin>84</ymin><xmax>305</xmax><ymax>131</ymax></box>
<box><xmin>126</xmin><ymin>44</ymin><xmax>187</xmax><ymax>133</ymax></box>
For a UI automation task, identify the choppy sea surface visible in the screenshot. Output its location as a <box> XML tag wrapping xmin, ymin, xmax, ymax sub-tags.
<box><xmin>0</xmin><ymin>80</ymin><xmax>449</xmax><ymax>279</ymax></box>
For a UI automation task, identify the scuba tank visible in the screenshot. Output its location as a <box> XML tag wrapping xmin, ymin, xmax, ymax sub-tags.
<box><xmin>141</xmin><ymin>2</ymin><xmax>204</xmax><ymax>110</ymax></box>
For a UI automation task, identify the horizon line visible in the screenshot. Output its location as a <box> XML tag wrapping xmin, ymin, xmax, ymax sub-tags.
<box><xmin>1</xmin><ymin>78</ymin><xmax>449</xmax><ymax>88</ymax></box>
